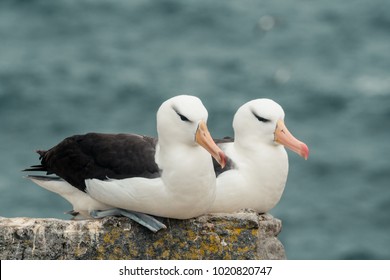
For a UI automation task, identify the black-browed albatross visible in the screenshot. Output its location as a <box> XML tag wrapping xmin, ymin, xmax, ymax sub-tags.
<box><xmin>210</xmin><ymin>98</ymin><xmax>309</xmax><ymax>214</ymax></box>
<box><xmin>24</xmin><ymin>95</ymin><xmax>226</xmax><ymax>232</ymax></box>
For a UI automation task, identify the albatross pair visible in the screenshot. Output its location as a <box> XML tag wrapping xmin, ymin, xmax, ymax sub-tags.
<box><xmin>24</xmin><ymin>95</ymin><xmax>309</xmax><ymax>232</ymax></box>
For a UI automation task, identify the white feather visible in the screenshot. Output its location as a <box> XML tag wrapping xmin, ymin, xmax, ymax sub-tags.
<box><xmin>29</xmin><ymin>177</ymin><xmax>111</xmax><ymax>218</ymax></box>
<box><xmin>210</xmin><ymin>99</ymin><xmax>289</xmax><ymax>214</ymax></box>
<box><xmin>85</xmin><ymin>95</ymin><xmax>217</xmax><ymax>219</ymax></box>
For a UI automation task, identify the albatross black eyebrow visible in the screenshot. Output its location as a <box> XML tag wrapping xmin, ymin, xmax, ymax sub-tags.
<box><xmin>172</xmin><ymin>106</ymin><xmax>191</xmax><ymax>122</ymax></box>
<box><xmin>252</xmin><ymin>111</ymin><xmax>271</xmax><ymax>123</ymax></box>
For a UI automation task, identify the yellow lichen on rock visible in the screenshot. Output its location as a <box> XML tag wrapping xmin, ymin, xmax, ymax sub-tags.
<box><xmin>0</xmin><ymin>212</ymin><xmax>286</xmax><ymax>260</ymax></box>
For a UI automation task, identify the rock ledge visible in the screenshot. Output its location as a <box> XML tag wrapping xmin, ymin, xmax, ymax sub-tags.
<box><xmin>0</xmin><ymin>211</ymin><xmax>285</xmax><ymax>260</ymax></box>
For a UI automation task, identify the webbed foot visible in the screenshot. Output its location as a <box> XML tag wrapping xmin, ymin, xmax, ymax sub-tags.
<box><xmin>90</xmin><ymin>208</ymin><xmax>166</xmax><ymax>233</ymax></box>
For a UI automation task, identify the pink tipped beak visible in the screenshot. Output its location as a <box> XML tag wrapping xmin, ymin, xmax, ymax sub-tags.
<box><xmin>195</xmin><ymin>120</ymin><xmax>227</xmax><ymax>168</ymax></box>
<box><xmin>274</xmin><ymin>120</ymin><xmax>309</xmax><ymax>160</ymax></box>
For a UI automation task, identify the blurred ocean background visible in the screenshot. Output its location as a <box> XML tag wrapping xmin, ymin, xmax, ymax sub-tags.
<box><xmin>1</xmin><ymin>0</ymin><xmax>389</xmax><ymax>259</ymax></box>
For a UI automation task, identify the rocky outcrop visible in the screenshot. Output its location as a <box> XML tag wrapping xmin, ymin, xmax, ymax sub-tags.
<box><xmin>0</xmin><ymin>211</ymin><xmax>285</xmax><ymax>260</ymax></box>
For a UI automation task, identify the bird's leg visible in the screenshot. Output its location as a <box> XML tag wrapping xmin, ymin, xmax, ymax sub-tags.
<box><xmin>90</xmin><ymin>209</ymin><xmax>166</xmax><ymax>233</ymax></box>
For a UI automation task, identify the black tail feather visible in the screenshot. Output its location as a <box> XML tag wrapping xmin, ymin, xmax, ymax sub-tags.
<box><xmin>37</xmin><ymin>150</ymin><xmax>47</xmax><ymax>159</ymax></box>
<box><xmin>26</xmin><ymin>175</ymin><xmax>62</xmax><ymax>181</ymax></box>
<box><xmin>22</xmin><ymin>165</ymin><xmax>47</xmax><ymax>172</ymax></box>
<box><xmin>22</xmin><ymin>149</ymin><xmax>52</xmax><ymax>173</ymax></box>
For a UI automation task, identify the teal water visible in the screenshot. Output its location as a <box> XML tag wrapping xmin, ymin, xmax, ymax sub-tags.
<box><xmin>1</xmin><ymin>0</ymin><xmax>390</xmax><ymax>259</ymax></box>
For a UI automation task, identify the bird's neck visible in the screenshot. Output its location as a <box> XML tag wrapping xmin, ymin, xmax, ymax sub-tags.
<box><xmin>233</xmin><ymin>141</ymin><xmax>289</xmax><ymax>179</ymax></box>
<box><xmin>155</xmin><ymin>142</ymin><xmax>216</xmax><ymax>191</ymax></box>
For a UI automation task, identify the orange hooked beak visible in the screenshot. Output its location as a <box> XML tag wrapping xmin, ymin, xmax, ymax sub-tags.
<box><xmin>274</xmin><ymin>120</ymin><xmax>309</xmax><ymax>160</ymax></box>
<box><xmin>195</xmin><ymin>120</ymin><xmax>227</xmax><ymax>168</ymax></box>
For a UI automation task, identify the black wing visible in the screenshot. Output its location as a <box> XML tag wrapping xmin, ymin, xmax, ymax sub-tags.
<box><xmin>24</xmin><ymin>134</ymin><xmax>236</xmax><ymax>191</ymax></box>
<box><xmin>24</xmin><ymin>133</ymin><xmax>160</xmax><ymax>192</ymax></box>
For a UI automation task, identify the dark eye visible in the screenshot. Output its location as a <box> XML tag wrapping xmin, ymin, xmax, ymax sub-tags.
<box><xmin>254</xmin><ymin>113</ymin><xmax>270</xmax><ymax>123</ymax></box>
<box><xmin>177</xmin><ymin>113</ymin><xmax>190</xmax><ymax>122</ymax></box>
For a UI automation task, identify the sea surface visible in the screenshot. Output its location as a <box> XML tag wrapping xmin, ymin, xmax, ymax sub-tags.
<box><xmin>1</xmin><ymin>0</ymin><xmax>389</xmax><ymax>260</ymax></box>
